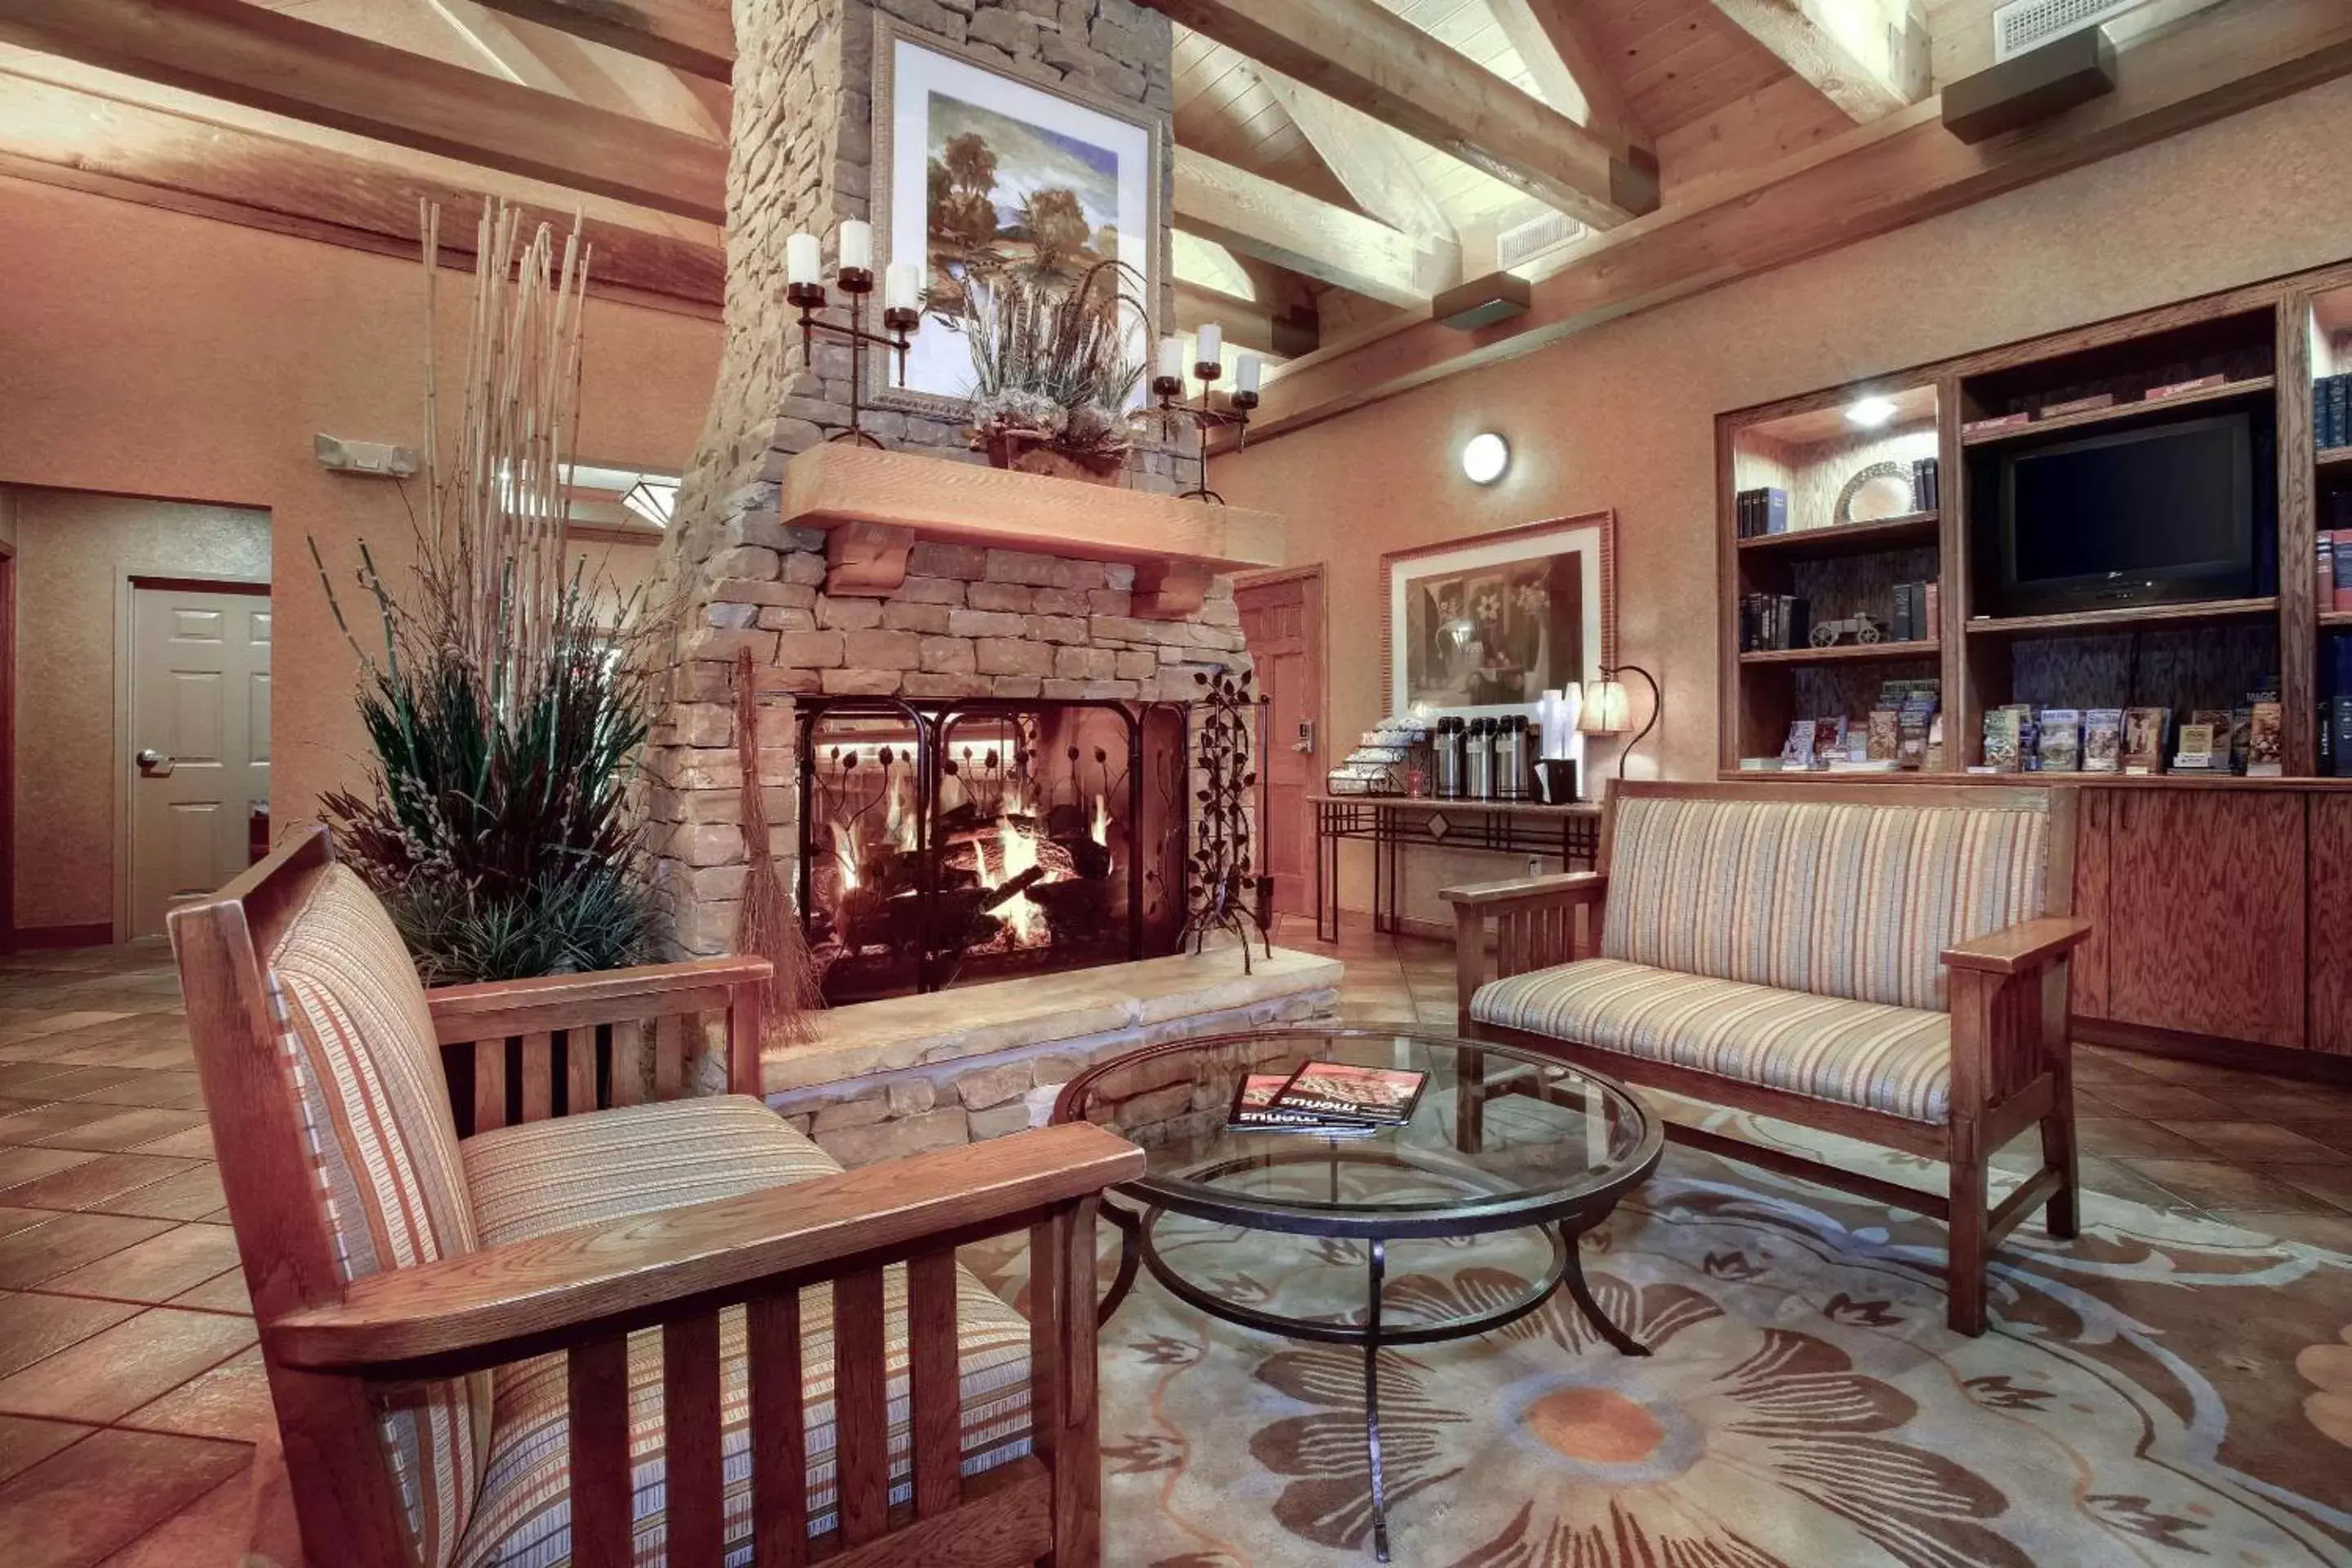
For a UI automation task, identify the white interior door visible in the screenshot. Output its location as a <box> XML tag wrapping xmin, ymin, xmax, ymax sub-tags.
<box><xmin>129</xmin><ymin>584</ymin><xmax>270</xmax><ymax>937</ymax></box>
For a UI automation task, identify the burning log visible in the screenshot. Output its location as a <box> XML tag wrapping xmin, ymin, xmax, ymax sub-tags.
<box><xmin>981</xmin><ymin>864</ymin><xmax>1049</xmax><ymax>911</ymax></box>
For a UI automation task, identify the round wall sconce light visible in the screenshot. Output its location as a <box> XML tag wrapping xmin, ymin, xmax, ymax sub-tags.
<box><xmin>1460</xmin><ymin>431</ymin><xmax>1510</xmax><ymax>485</ymax></box>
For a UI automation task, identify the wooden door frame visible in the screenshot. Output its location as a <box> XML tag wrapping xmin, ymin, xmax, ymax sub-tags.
<box><xmin>118</xmin><ymin>572</ymin><xmax>271</xmax><ymax>942</ymax></box>
<box><xmin>1233</xmin><ymin>564</ymin><xmax>1327</xmax><ymax>917</ymax></box>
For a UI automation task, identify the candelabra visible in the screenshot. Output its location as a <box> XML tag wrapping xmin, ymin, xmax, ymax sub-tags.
<box><xmin>1150</xmin><ymin>353</ymin><xmax>1258</xmax><ymax>503</ymax></box>
<box><xmin>787</xmin><ymin>261</ymin><xmax>920</xmax><ymax>449</ymax></box>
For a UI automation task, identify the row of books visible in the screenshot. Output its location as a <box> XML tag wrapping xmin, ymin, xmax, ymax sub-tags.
<box><xmin>1737</xmin><ymin>594</ymin><xmax>1811</xmax><ymax>651</ymax></box>
<box><xmin>2313</xmin><ymin>494</ymin><xmax>2352</xmax><ymax>607</ymax></box>
<box><xmin>1762</xmin><ymin>679</ymin><xmax>1943</xmax><ymax>771</ymax></box>
<box><xmin>1736</xmin><ymin>586</ymin><xmax>1938</xmax><ymax>653</ymax></box>
<box><xmin>1891</xmin><ymin>579</ymin><xmax>1940</xmax><ymax>642</ymax></box>
<box><xmin>1976</xmin><ymin>693</ymin><xmax>2283</xmax><ymax>776</ymax></box>
<box><xmin>1732</xmin><ymin>460</ymin><xmax>1941</xmax><ymax>541</ymax></box>
<box><xmin>2318</xmin><ymin>374</ymin><xmax>2352</xmax><ymax>452</ymax></box>
<box><xmin>1227</xmin><ymin>1061</ymin><xmax>1429</xmax><ymax>1137</ymax></box>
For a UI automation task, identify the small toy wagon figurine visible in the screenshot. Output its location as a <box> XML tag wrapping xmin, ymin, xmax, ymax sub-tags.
<box><xmin>1810</xmin><ymin>612</ymin><xmax>1886</xmax><ymax>648</ymax></box>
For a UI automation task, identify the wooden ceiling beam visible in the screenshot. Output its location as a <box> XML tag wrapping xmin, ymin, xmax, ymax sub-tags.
<box><xmin>1253</xmin><ymin>69</ymin><xmax>1454</xmax><ymax>249</ymax></box>
<box><xmin>1709</xmin><ymin>0</ymin><xmax>1928</xmax><ymax>122</ymax></box>
<box><xmin>0</xmin><ymin>69</ymin><xmax>722</xmax><ymax>312</ymax></box>
<box><xmin>1482</xmin><ymin>0</ymin><xmax>1646</xmax><ymax>151</ymax></box>
<box><xmin>0</xmin><ymin>0</ymin><xmax>726</xmax><ymax>220</ymax></box>
<box><xmin>1172</xmin><ymin>278</ymin><xmax>1319</xmax><ymax>359</ymax></box>
<box><xmin>1174</xmin><ymin>148</ymin><xmax>1441</xmax><ymax>307</ymax></box>
<box><xmin>461</xmin><ymin>0</ymin><xmax>732</xmax><ymax>80</ymax></box>
<box><xmin>1137</xmin><ymin>0</ymin><xmax>1657</xmax><ymax>229</ymax></box>
<box><xmin>1235</xmin><ymin>0</ymin><xmax>2352</xmax><ymax>442</ymax></box>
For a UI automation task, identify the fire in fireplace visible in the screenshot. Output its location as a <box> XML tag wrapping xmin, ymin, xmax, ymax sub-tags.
<box><xmin>796</xmin><ymin>698</ymin><xmax>1190</xmax><ymax>1002</ymax></box>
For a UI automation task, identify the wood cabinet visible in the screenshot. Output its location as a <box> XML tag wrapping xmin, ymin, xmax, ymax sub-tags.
<box><xmin>2308</xmin><ymin>796</ymin><xmax>2352</xmax><ymax>1054</ymax></box>
<box><xmin>2097</xmin><ymin>789</ymin><xmax>2306</xmax><ymax>1050</ymax></box>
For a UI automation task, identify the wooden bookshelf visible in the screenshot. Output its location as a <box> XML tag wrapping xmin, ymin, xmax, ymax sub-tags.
<box><xmin>1962</xmin><ymin>596</ymin><xmax>2278</xmax><ymax>638</ymax></box>
<box><xmin>2318</xmin><ymin>444</ymin><xmax>2352</xmax><ymax>472</ymax></box>
<box><xmin>1739</xmin><ymin>640</ymin><xmax>1940</xmax><ymax>666</ymax></box>
<box><xmin>1958</xmin><ymin>375</ymin><xmax>2275</xmax><ymax>446</ymax></box>
<box><xmin>1734</xmin><ymin>511</ymin><xmax>1939</xmax><ymax>558</ymax></box>
<box><xmin>2320</xmin><ymin>609</ymin><xmax>2352</xmax><ymax>629</ymax></box>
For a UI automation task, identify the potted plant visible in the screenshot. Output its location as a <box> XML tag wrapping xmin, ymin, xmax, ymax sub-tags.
<box><xmin>314</xmin><ymin>202</ymin><xmax>666</xmax><ymax>986</ymax></box>
<box><xmin>962</xmin><ymin>259</ymin><xmax>1147</xmax><ymax>485</ymax></box>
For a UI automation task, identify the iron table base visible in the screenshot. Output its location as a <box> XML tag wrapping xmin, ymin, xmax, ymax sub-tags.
<box><xmin>1094</xmin><ymin>1190</ymin><xmax>1647</xmax><ymax>1561</ymax></box>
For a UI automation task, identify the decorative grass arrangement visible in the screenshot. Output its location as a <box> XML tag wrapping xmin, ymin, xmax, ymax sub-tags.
<box><xmin>314</xmin><ymin>200</ymin><xmax>667</xmax><ymax>985</ymax></box>
<box><xmin>733</xmin><ymin>650</ymin><xmax>822</xmax><ymax>1045</ymax></box>
<box><xmin>963</xmin><ymin>258</ymin><xmax>1147</xmax><ymax>480</ymax></box>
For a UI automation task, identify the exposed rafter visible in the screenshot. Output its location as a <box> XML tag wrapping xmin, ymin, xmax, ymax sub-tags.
<box><xmin>463</xmin><ymin>0</ymin><xmax>732</xmax><ymax>80</ymax></box>
<box><xmin>1481</xmin><ymin>0</ymin><xmax>1646</xmax><ymax>152</ymax></box>
<box><xmin>1174</xmin><ymin>148</ymin><xmax>1441</xmax><ymax>308</ymax></box>
<box><xmin>0</xmin><ymin>0</ymin><xmax>726</xmax><ymax>220</ymax></box>
<box><xmin>1173</xmin><ymin>280</ymin><xmax>1319</xmax><ymax>359</ymax></box>
<box><xmin>1254</xmin><ymin>68</ymin><xmax>1455</xmax><ymax>252</ymax></box>
<box><xmin>1235</xmin><ymin>0</ymin><xmax>2352</xmax><ymax>442</ymax></box>
<box><xmin>1709</xmin><ymin>0</ymin><xmax>1928</xmax><ymax>122</ymax></box>
<box><xmin>0</xmin><ymin>69</ymin><xmax>723</xmax><ymax>310</ymax></box>
<box><xmin>1138</xmin><ymin>0</ymin><xmax>1657</xmax><ymax>229</ymax></box>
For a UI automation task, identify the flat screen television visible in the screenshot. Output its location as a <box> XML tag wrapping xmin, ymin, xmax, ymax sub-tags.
<box><xmin>1984</xmin><ymin>410</ymin><xmax>2267</xmax><ymax>618</ymax></box>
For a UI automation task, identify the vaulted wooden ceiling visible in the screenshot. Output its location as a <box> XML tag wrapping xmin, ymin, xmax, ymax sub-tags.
<box><xmin>0</xmin><ymin>0</ymin><xmax>1956</xmax><ymax>351</ymax></box>
<box><xmin>0</xmin><ymin>0</ymin><xmax>2335</xmax><ymax>416</ymax></box>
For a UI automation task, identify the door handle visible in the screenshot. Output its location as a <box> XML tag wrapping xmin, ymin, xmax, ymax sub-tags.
<box><xmin>136</xmin><ymin>748</ymin><xmax>176</xmax><ymax>777</ymax></box>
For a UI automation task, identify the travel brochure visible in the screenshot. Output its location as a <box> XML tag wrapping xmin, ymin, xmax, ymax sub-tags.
<box><xmin>1226</xmin><ymin>1062</ymin><xmax>1429</xmax><ymax>1137</ymax></box>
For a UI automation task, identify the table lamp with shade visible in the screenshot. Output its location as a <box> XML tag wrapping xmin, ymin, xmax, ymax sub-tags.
<box><xmin>1579</xmin><ymin>666</ymin><xmax>1663</xmax><ymax>780</ymax></box>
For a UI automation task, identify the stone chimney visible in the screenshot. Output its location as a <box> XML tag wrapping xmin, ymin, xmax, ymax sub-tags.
<box><xmin>646</xmin><ymin>0</ymin><xmax>1256</xmax><ymax>962</ymax></box>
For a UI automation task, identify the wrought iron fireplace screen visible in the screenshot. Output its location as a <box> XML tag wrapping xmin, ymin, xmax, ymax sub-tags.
<box><xmin>796</xmin><ymin>697</ymin><xmax>1188</xmax><ymax>1000</ymax></box>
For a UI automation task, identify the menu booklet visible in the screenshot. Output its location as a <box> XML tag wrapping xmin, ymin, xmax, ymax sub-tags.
<box><xmin>1269</xmin><ymin>1061</ymin><xmax>1429</xmax><ymax>1125</ymax></box>
<box><xmin>1226</xmin><ymin>1073</ymin><xmax>1380</xmax><ymax>1137</ymax></box>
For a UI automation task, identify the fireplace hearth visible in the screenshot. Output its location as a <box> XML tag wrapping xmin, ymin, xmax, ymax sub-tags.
<box><xmin>797</xmin><ymin>697</ymin><xmax>1191</xmax><ymax>1002</ymax></box>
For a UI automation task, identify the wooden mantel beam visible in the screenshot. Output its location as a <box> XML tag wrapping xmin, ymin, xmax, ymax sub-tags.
<box><xmin>464</xmin><ymin>0</ymin><xmax>733</xmax><ymax>81</ymax></box>
<box><xmin>1137</xmin><ymin>0</ymin><xmax>1657</xmax><ymax>229</ymax></box>
<box><xmin>1231</xmin><ymin>0</ymin><xmax>2352</xmax><ymax>444</ymax></box>
<box><xmin>1709</xmin><ymin>0</ymin><xmax>1928</xmax><ymax>122</ymax></box>
<box><xmin>1174</xmin><ymin>148</ymin><xmax>1443</xmax><ymax>307</ymax></box>
<box><xmin>0</xmin><ymin>0</ymin><xmax>727</xmax><ymax>220</ymax></box>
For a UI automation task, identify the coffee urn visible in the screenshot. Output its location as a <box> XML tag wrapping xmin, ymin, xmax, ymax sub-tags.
<box><xmin>1432</xmin><ymin>717</ymin><xmax>1466</xmax><ymax>800</ymax></box>
<box><xmin>1464</xmin><ymin>718</ymin><xmax>1494</xmax><ymax>800</ymax></box>
<box><xmin>1494</xmin><ymin>715</ymin><xmax>1530</xmax><ymax>800</ymax></box>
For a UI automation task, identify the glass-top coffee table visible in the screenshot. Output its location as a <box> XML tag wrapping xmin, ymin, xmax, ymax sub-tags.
<box><xmin>1051</xmin><ymin>1027</ymin><xmax>1662</xmax><ymax>1559</ymax></box>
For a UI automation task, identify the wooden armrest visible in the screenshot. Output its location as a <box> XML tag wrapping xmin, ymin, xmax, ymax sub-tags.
<box><xmin>270</xmin><ymin>1122</ymin><xmax>1141</xmax><ymax>1375</ymax></box>
<box><xmin>1942</xmin><ymin>916</ymin><xmax>2092</xmax><ymax>975</ymax></box>
<box><xmin>426</xmin><ymin>956</ymin><xmax>772</xmax><ymax>1044</ymax></box>
<box><xmin>1441</xmin><ymin>871</ymin><xmax>1608</xmax><ymax>910</ymax></box>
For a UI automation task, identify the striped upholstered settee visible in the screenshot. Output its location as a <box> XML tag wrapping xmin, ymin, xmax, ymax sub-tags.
<box><xmin>1446</xmin><ymin>780</ymin><xmax>2090</xmax><ymax>1334</ymax></box>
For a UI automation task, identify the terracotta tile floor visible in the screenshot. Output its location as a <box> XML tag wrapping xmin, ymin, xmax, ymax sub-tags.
<box><xmin>1</xmin><ymin>928</ymin><xmax>2349</xmax><ymax>1565</ymax></box>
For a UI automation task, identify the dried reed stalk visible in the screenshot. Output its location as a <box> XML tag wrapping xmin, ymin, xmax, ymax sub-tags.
<box><xmin>735</xmin><ymin>651</ymin><xmax>823</xmax><ymax>1045</ymax></box>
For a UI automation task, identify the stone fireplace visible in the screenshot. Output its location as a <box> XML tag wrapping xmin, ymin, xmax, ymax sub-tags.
<box><xmin>634</xmin><ymin>0</ymin><xmax>1337</xmax><ymax>1158</ymax></box>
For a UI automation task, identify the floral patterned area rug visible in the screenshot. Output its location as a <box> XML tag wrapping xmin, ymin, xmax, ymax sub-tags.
<box><xmin>969</xmin><ymin>1129</ymin><xmax>2352</xmax><ymax>1568</ymax></box>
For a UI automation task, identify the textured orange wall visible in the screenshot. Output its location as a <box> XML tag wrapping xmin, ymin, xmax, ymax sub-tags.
<box><xmin>0</xmin><ymin>177</ymin><xmax>717</xmax><ymax>929</ymax></box>
<box><xmin>1219</xmin><ymin>79</ymin><xmax>2352</xmax><ymax>921</ymax></box>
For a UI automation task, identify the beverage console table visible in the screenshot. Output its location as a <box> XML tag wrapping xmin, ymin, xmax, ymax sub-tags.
<box><xmin>1311</xmin><ymin>794</ymin><xmax>1603</xmax><ymax>942</ymax></box>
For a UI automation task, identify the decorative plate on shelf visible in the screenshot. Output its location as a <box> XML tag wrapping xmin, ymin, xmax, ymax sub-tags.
<box><xmin>1833</xmin><ymin>461</ymin><xmax>1917</xmax><ymax>524</ymax></box>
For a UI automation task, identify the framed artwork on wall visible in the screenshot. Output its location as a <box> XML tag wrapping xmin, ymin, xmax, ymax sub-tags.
<box><xmin>1380</xmin><ymin>512</ymin><xmax>1617</xmax><ymax>722</ymax></box>
<box><xmin>871</xmin><ymin>18</ymin><xmax>1165</xmax><ymax>419</ymax></box>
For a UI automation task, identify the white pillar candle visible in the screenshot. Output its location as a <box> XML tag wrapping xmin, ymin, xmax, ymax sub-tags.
<box><xmin>1157</xmin><ymin>336</ymin><xmax>1185</xmax><ymax>380</ymax></box>
<box><xmin>1195</xmin><ymin>323</ymin><xmax>1222</xmax><ymax>365</ymax></box>
<box><xmin>786</xmin><ymin>232</ymin><xmax>821</xmax><ymax>287</ymax></box>
<box><xmin>885</xmin><ymin>261</ymin><xmax>922</xmax><ymax>312</ymax></box>
<box><xmin>840</xmin><ymin>219</ymin><xmax>873</xmax><ymax>271</ymax></box>
<box><xmin>1235</xmin><ymin>352</ymin><xmax>1262</xmax><ymax>394</ymax></box>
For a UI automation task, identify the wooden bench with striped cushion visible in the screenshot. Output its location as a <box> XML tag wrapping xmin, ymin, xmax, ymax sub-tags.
<box><xmin>1446</xmin><ymin>780</ymin><xmax>2089</xmax><ymax>1336</ymax></box>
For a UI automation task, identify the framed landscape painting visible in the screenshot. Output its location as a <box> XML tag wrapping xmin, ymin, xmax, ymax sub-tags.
<box><xmin>873</xmin><ymin>20</ymin><xmax>1164</xmax><ymax>417</ymax></box>
<box><xmin>1381</xmin><ymin>513</ymin><xmax>1617</xmax><ymax>722</ymax></box>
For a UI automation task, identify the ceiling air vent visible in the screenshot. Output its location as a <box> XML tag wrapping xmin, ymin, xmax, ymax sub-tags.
<box><xmin>1495</xmin><ymin>210</ymin><xmax>1583</xmax><ymax>271</ymax></box>
<box><xmin>1992</xmin><ymin>0</ymin><xmax>2147</xmax><ymax>60</ymax></box>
